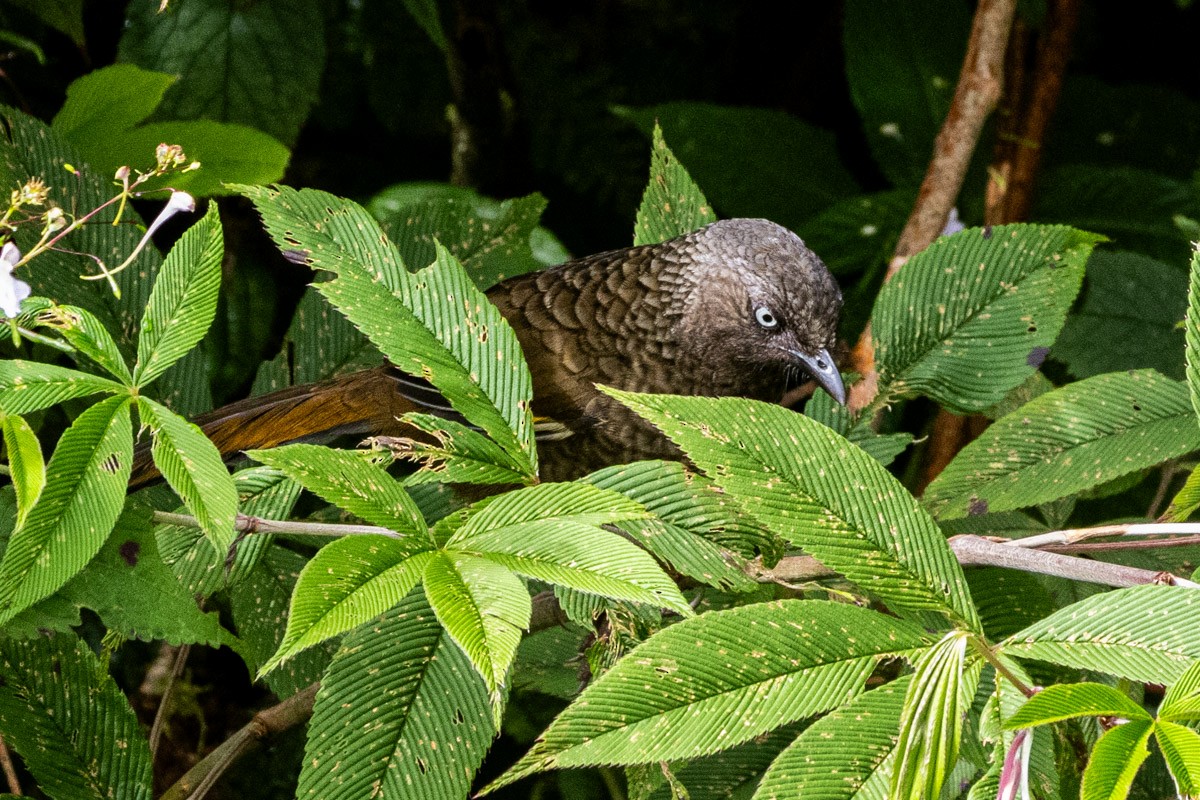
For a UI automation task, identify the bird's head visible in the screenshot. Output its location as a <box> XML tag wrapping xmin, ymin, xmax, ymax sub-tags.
<box><xmin>673</xmin><ymin>218</ymin><xmax>845</xmax><ymax>404</ymax></box>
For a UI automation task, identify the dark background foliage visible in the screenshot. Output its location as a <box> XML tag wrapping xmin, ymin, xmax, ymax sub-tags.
<box><xmin>3</xmin><ymin>1</ymin><xmax>1200</xmax><ymax>797</ymax></box>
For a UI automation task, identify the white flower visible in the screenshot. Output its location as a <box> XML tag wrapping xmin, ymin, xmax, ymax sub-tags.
<box><xmin>0</xmin><ymin>242</ymin><xmax>31</xmax><ymax>318</ymax></box>
<box><xmin>941</xmin><ymin>207</ymin><xmax>965</xmax><ymax>238</ymax></box>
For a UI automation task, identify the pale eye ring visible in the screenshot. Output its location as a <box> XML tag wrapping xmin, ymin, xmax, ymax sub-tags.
<box><xmin>754</xmin><ymin>306</ymin><xmax>779</xmax><ymax>329</ymax></box>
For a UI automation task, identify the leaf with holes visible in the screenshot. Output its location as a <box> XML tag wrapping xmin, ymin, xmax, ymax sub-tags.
<box><xmin>872</xmin><ymin>224</ymin><xmax>1098</xmax><ymax>413</ymax></box>
<box><xmin>237</xmin><ymin>184</ymin><xmax>537</xmax><ymax>477</ymax></box>
<box><xmin>0</xmin><ymin>634</ymin><xmax>152</xmax><ymax>800</ymax></box>
<box><xmin>483</xmin><ymin>600</ymin><xmax>927</xmax><ymax>792</ymax></box>
<box><xmin>634</xmin><ymin>123</ymin><xmax>716</xmax><ymax>246</ymax></box>
<box><xmin>607</xmin><ymin>390</ymin><xmax>980</xmax><ymax>630</ymax></box>
<box><xmin>423</xmin><ymin>552</ymin><xmax>530</xmax><ymax>717</ymax></box>
<box><xmin>1002</xmin><ymin>585</ymin><xmax>1200</xmax><ymax>685</ymax></box>
<box><xmin>299</xmin><ymin>588</ymin><xmax>494</xmax><ymax>800</ymax></box>
<box><xmin>924</xmin><ymin>370</ymin><xmax>1200</xmax><ymax>520</ymax></box>
<box><xmin>0</xmin><ymin>396</ymin><xmax>132</xmax><ymax>626</ymax></box>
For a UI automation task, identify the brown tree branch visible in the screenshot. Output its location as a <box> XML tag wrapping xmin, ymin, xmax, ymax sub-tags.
<box><xmin>849</xmin><ymin>0</ymin><xmax>1019</xmax><ymax>411</ymax></box>
<box><xmin>0</xmin><ymin>735</ymin><xmax>20</xmax><ymax>796</ymax></box>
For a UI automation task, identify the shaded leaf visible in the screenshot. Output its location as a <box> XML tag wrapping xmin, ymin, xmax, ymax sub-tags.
<box><xmin>118</xmin><ymin>0</ymin><xmax>325</xmax><ymax>147</ymax></box>
<box><xmin>0</xmin><ymin>634</ymin><xmax>152</xmax><ymax>800</ymax></box>
<box><xmin>1056</xmin><ymin>251</ymin><xmax>1187</xmax><ymax>380</ymax></box>
<box><xmin>608</xmin><ymin>390</ymin><xmax>980</xmax><ymax>630</ymax></box>
<box><xmin>618</xmin><ymin>102</ymin><xmax>858</xmax><ymax>231</ymax></box>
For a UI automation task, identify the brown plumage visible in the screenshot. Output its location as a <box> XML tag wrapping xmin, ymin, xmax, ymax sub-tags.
<box><xmin>131</xmin><ymin>218</ymin><xmax>844</xmax><ymax>486</ymax></box>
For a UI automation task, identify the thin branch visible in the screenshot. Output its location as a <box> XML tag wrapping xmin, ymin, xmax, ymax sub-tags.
<box><xmin>159</xmin><ymin>683</ymin><xmax>319</xmax><ymax>800</ymax></box>
<box><xmin>153</xmin><ymin>510</ymin><xmax>406</xmax><ymax>540</ymax></box>
<box><xmin>0</xmin><ymin>735</ymin><xmax>20</xmax><ymax>796</ymax></box>
<box><xmin>968</xmin><ymin>635</ymin><xmax>1037</xmax><ymax>697</ymax></box>
<box><xmin>849</xmin><ymin>0</ymin><xmax>1018</xmax><ymax>410</ymax></box>
<box><xmin>1009</xmin><ymin>522</ymin><xmax>1200</xmax><ymax>550</ymax></box>
<box><xmin>949</xmin><ymin>535</ymin><xmax>1200</xmax><ymax>588</ymax></box>
<box><xmin>1046</xmin><ymin>535</ymin><xmax>1200</xmax><ymax>554</ymax></box>
<box><xmin>1148</xmin><ymin>461</ymin><xmax>1180</xmax><ymax>520</ymax></box>
<box><xmin>149</xmin><ymin>644</ymin><xmax>190</xmax><ymax>759</ymax></box>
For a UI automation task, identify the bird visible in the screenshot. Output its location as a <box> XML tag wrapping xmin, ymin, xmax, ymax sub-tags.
<box><xmin>131</xmin><ymin>218</ymin><xmax>844</xmax><ymax>486</ymax></box>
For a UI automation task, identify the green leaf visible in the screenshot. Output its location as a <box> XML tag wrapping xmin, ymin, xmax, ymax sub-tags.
<box><xmin>0</xmin><ymin>360</ymin><xmax>125</xmax><ymax>415</ymax></box>
<box><xmin>394</xmin><ymin>414</ymin><xmax>536</xmax><ymax>486</ymax></box>
<box><xmin>485</xmin><ymin>601</ymin><xmax>928</xmax><ymax>792</ymax></box>
<box><xmin>586</xmin><ymin>460</ymin><xmax>770</xmax><ymax>591</ymax></box>
<box><xmin>618</xmin><ymin>102</ymin><xmax>858</xmax><ymax>230</ymax></box>
<box><xmin>247</xmin><ymin>444</ymin><xmax>428</xmax><ymax>537</ymax></box>
<box><xmin>118</xmin><ymin>0</ymin><xmax>325</xmax><ymax>147</ymax></box>
<box><xmin>843</xmin><ymin>0</ymin><xmax>969</xmax><ymax>186</ymax></box>
<box><xmin>261</xmin><ymin>537</ymin><xmax>435</xmax><ymax>673</ymax></box>
<box><xmin>1160</xmin><ymin>659</ymin><xmax>1200</xmax><ymax>721</ymax></box>
<box><xmin>1056</xmin><ymin>251</ymin><xmax>1187</xmax><ymax>381</ymax></box>
<box><xmin>890</xmin><ymin>631</ymin><xmax>982</xmax><ymax>800</ymax></box>
<box><xmin>54</xmin><ymin>65</ymin><xmax>288</xmax><ymax>197</ymax></box>
<box><xmin>1004</xmin><ymin>683</ymin><xmax>1151</xmax><ymax>729</ymax></box>
<box><xmin>3</xmin><ymin>506</ymin><xmax>237</xmax><ymax>648</ymax></box>
<box><xmin>1187</xmin><ymin>244</ymin><xmax>1200</xmax><ymax>425</ymax></box>
<box><xmin>924</xmin><ymin>370</ymin><xmax>1200</xmax><ymax>519</ymax></box>
<box><xmin>0</xmin><ymin>634</ymin><xmax>152</xmax><ymax>800</ymax></box>
<box><xmin>1003</xmin><ymin>585</ymin><xmax>1200</xmax><ymax>685</ymax></box>
<box><xmin>134</xmin><ymin>203</ymin><xmax>224</xmax><ymax>385</ymax></box>
<box><xmin>0</xmin><ymin>395</ymin><xmax>132</xmax><ymax>625</ymax></box>
<box><xmin>607</xmin><ymin>390</ymin><xmax>980</xmax><ymax>630</ymax></box>
<box><xmin>872</xmin><ymin>224</ymin><xmax>1098</xmax><ymax>413</ymax></box>
<box><xmin>137</xmin><ymin>397</ymin><xmax>237</xmax><ymax>553</ymax></box>
<box><xmin>448</xmin><ymin>481</ymin><xmax>648</xmax><ymax>543</ymax></box>
<box><xmin>2</xmin><ymin>413</ymin><xmax>44</xmax><ymax>530</ymax></box>
<box><xmin>377</xmin><ymin>190</ymin><xmax>551</xmax><ymax>290</ymax></box>
<box><xmin>752</xmin><ymin>677</ymin><xmax>910</xmax><ymax>800</ymax></box>
<box><xmin>36</xmin><ymin>304</ymin><xmax>133</xmax><ymax>385</ymax></box>
<box><xmin>298</xmin><ymin>588</ymin><xmax>494</xmax><ymax>800</ymax></box>
<box><xmin>238</xmin><ymin>184</ymin><xmax>538</xmax><ymax>476</ymax></box>
<box><xmin>1080</xmin><ymin>719</ymin><xmax>1153</xmax><ymax>800</ymax></box>
<box><xmin>1164</xmin><ymin>463</ymin><xmax>1200</xmax><ymax>522</ymax></box>
<box><xmin>633</xmin><ymin>123</ymin><xmax>716</xmax><ymax>246</ymax></box>
<box><xmin>422</xmin><ymin>552</ymin><xmax>530</xmax><ymax>714</ymax></box>
<box><xmin>1154</xmin><ymin>720</ymin><xmax>1200</xmax><ymax>797</ymax></box>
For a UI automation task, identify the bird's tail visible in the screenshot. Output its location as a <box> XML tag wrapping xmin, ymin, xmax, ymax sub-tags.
<box><xmin>129</xmin><ymin>366</ymin><xmax>418</xmax><ymax>489</ymax></box>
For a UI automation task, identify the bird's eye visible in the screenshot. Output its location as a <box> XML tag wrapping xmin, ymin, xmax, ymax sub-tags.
<box><xmin>754</xmin><ymin>306</ymin><xmax>779</xmax><ymax>329</ymax></box>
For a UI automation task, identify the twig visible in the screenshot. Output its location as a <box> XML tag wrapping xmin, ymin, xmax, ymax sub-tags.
<box><xmin>968</xmin><ymin>636</ymin><xmax>1037</xmax><ymax>698</ymax></box>
<box><xmin>0</xmin><ymin>734</ymin><xmax>21</xmax><ymax>795</ymax></box>
<box><xmin>1046</xmin><ymin>535</ymin><xmax>1200</xmax><ymax>553</ymax></box>
<box><xmin>849</xmin><ymin>0</ymin><xmax>1018</xmax><ymax>411</ymax></box>
<box><xmin>159</xmin><ymin>683</ymin><xmax>319</xmax><ymax>800</ymax></box>
<box><xmin>149</xmin><ymin>644</ymin><xmax>191</xmax><ymax>759</ymax></box>
<box><xmin>1009</xmin><ymin>522</ymin><xmax>1200</xmax><ymax>550</ymax></box>
<box><xmin>153</xmin><ymin>510</ymin><xmax>407</xmax><ymax>540</ymax></box>
<box><xmin>1148</xmin><ymin>462</ymin><xmax>1180</xmax><ymax>520</ymax></box>
<box><xmin>949</xmin><ymin>535</ymin><xmax>1200</xmax><ymax>588</ymax></box>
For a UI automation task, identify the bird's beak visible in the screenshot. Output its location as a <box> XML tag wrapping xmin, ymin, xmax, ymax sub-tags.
<box><xmin>792</xmin><ymin>347</ymin><xmax>846</xmax><ymax>405</ymax></box>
